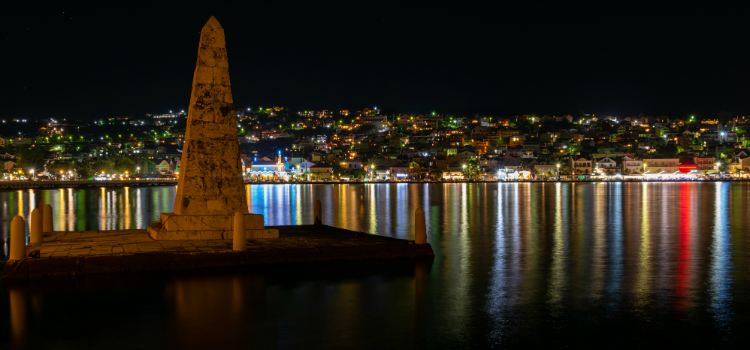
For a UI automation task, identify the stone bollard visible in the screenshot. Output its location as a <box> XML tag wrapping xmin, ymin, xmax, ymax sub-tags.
<box><xmin>10</xmin><ymin>216</ymin><xmax>26</xmax><ymax>260</ymax></box>
<box><xmin>415</xmin><ymin>208</ymin><xmax>426</xmax><ymax>244</ymax></box>
<box><xmin>43</xmin><ymin>204</ymin><xmax>53</xmax><ymax>233</ymax></box>
<box><xmin>30</xmin><ymin>208</ymin><xmax>42</xmax><ymax>244</ymax></box>
<box><xmin>233</xmin><ymin>212</ymin><xmax>246</xmax><ymax>251</ymax></box>
<box><xmin>314</xmin><ymin>200</ymin><xmax>322</xmax><ymax>225</ymax></box>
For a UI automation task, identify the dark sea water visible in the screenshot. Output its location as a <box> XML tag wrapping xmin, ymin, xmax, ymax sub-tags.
<box><xmin>1</xmin><ymin>182</ymin><xmax>749</xmax><ymax>349</ymax></box>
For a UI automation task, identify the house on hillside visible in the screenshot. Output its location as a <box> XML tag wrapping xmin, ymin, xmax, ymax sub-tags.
<box><xmin>154</xmin><ymin>158</ymin><xmax>172</xmax><ymax>174</ymax></box>
<box><xmin>309</xmin><ymin>162</ymin><xmax>333</xmax><ymax>179</ymax></box>
<box><xmin>496</xmin><ymin>154</ymin><xmax>523</xmax><ymax>170</ymax></box>
<box><xmin>642</xmin><ymin>157</ymin><xmax>680</xmax><ymax>173</ymax></box>
<box><xmin>569</xmin><ymin>156</ymin><xmax>593</xmax><ymax>176</ymax></box>
<box><xmin>389</xmin><ymin>162</ymin><xmax>411</xmax><ymax>180</ymax></box>
<box><xmin>595</xmin><ymin>157</ymin><xmax>618</xmax><ymax>174</ymax></box>
<box><xmin>622</xmin><ymin>156</ymin><xmax>643</xmax><ymax>174</ymax></box>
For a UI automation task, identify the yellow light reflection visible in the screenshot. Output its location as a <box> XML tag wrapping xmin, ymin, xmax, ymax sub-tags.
<box><xmin>18</xmin><ymin>190</ymin><xmax>24</xmax><ymax>217</ymax></box>
<box><xmin>590</xmin><ymin>183</ymin><xmax>606</xmax><ymax>300</ymax></box>
<box><xmin>100</xmin><ymin>187</ymin><xmax>106</xmax><ymax>230</ymax></box>
<box><xmin>124</xmin><ymin>187</ymin><xmax>131</xmax><ymax>229</ymax></box>
<box><xmin>67</xmin><ymin>188</ymin><xmax>74</xmax><ymax>231</ymax></box>
<box><xmin>635</xmin><ymin>182</ymin><xmax>651</xmax><ymax>303</ymax></box>
<box><xmin>58</xmin><ymin>188</ymin><xmax>65</xmax><ymax>232</ymax></box>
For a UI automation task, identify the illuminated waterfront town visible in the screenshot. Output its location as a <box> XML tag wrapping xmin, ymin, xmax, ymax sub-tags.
<box><xmin>2</xmin><ymin>111</ymin><xmax>749</xmax><ymax>183</ymax></box>
<box><xmin>2</xmin><ymin>3</ymin><xmax>748</xmax><ymax>349</ymax></box>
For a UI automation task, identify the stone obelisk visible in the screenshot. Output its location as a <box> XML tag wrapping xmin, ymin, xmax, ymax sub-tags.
<box><xmin>150</xmin><ymin>17</ymin><xmax>277</xmax><ymax>240</ymax></box>
<box><xmin>173</xmin><ymin>16</ymin><xmax>247</xmax><ymax>217</ymax></box>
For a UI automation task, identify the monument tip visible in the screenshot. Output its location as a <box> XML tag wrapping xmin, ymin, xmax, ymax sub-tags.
<box><xmin>204</xmin><ymin>16</ymin><xmax>223</xmax><ymax>30</ymax></box>
<box><xmin>199</xmin><ymin>16</ymin><xmax>226</xmax><ymax>48</ymax></box>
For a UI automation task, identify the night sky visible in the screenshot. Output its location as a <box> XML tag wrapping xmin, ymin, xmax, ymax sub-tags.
<box><xmin>2</xmin><ymin>1</ymin><xmax>748</xmax><ymax>121</ymax></box>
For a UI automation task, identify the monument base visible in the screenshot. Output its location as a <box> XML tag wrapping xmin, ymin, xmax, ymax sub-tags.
<box><xmin>147</xmin><ymin>213</ymin><xmax>279</xmax><ymax>240</ymax></box>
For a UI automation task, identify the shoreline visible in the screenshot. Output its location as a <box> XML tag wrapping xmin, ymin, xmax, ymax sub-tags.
<box><xmin>0</xmin><ymin>179</ymin><xmax>177</xmax><ymax>190</ymax></box>
<box><xmin>1</xmin><ymin>178</ymin><xmax>748</xmax><ymax>190</ymax></box>
<box><xmin>253</xmin><ymin>179</ymin><xmax>749</xmax><ymax>184</ymax></box>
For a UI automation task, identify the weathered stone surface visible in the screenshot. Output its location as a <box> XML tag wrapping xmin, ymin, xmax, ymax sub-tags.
<box><xmin>248</xmin><ymin>229</ymin><xmax>280</xmax><ymax>239</ymax></box>
<box><xmin>173</xmin><ymin>16</ymin><xmax>248</xmax><ymax>219</ymax></box>
<box><xmin>165</xmin><ymin>215</ymin><xmax>201</xmax><ymax>231</ymax></box>
<box><xmin>27</xmin><ymin>256</ymin><xmax>79</xmax><ymax>277</ymax></box>
<box><xmin>201</xmin><ymin>216</ymin><xmax>231</xmax><ymax>231</ymax></box>
<box><xmin>245</xmin><ymin>214</ymin><xmax>264</xmax><ymax>230</ymax></box>
<box><xmin>2</xmin><ymin>226</ymin><xmax>434</xmax><ymax>278</ymax></box>
<box><xmin>155</xmin><ymin>212</ymin><xmax>270</xmax><ymax>240</ymax></box>
<box><xmin>1</xmin><ymin>259</ymin><xmax>29</xmax><ymax>279</ymax></box>
<box><xmin>154</xmin><ymin>17</ymin><xmax>277</xmax><ymax>241</ymax></box>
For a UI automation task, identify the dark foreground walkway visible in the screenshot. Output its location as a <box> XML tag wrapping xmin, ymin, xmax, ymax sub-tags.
<box><xmin>2</xmin><ymin>225</ymin><xmax>433</xmax><ymax>278</ymax></box>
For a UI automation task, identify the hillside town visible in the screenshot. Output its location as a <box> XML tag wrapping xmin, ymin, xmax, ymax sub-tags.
<box><xmin>2</xmin><ymin>108</ymin><xmax>749</xmax><ymax>181</ymax></box>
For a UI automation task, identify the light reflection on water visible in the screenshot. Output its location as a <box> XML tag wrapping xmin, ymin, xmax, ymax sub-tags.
<box><xmin>1</xmin><ymin>182</ymin><xmax>749</xmax><ymax>348</ymax></box>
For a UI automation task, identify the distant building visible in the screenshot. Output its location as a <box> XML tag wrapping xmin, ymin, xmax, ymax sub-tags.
<box><xmin>309</xmin><ymin>162</ymin><xmax>333</xmax><ymax>179</ymax></box>
<box><xmin>642</xmin><ymin>157</ymin><xmax>680</xmax><ymax>173</ymax></box>
<box><xmin>569</xmin><ymin>157</ymin><xmax>593</xmax><ymax>175</ymax></box>
<box><xmin>621</xmin><ymin>156</ymin><xmax>643</xmax><ymax>174</ymax></box>
<box><xmin>693</xmin><ymin>156</ymin><xmax>715</xmax><ymax>171</ymax></box>
<box><xmin>595</xmin><ymin>157</ymin><xmax>619</xmax><ymax>174</ymax></box>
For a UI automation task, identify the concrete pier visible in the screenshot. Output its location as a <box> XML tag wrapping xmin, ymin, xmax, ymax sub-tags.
<box><xmin>2</xmin><ymin>226</ymin><xmax>434</xmax><ymax>279</ymax></box>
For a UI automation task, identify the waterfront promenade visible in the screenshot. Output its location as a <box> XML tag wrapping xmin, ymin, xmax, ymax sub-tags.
<box><xmin>0</xmin><ymin>179</ymin><xmax>178</xmax><ymax>190</ymax></box>
<box><xmin>1</xmin><ymin>177</ymin><xmax>746</xmax><ymax>190</ymax></box>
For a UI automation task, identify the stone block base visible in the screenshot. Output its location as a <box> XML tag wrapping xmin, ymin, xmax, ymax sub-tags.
<box><xmin>147</xmin><ymin>226</ymin><xmax>279</xmax><ymax>240</ymax></box>
<box><xmin>147</xmin><ymin>212</ymin><xmax>278</xmax><ymax>240</ymax></box>
<box><xmin>159</xmin><ymin>212</ymin><xmax>264</xmax><ymax>231</ymax></box>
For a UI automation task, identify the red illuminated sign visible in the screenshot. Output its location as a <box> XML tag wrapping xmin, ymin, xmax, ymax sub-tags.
<box><xmin>678</xmin><ymin>164</ymin><xmax>697</xmax><ymax>173</ymax></box>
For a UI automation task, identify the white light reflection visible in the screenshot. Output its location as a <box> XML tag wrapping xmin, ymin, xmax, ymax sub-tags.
<box><xmin>135</xmin><ymin>188</ymin><xmax>144</xmax><ymax>228</ymax></box>
<box><xmin>368</xmin><ymin>184</ymin><xmax>377</xmax><ymax>234</ymax></box>
<box><xmin>708</xmin><ymin>182</ymin><xmax>732</xmax><ymax>333</ymax></box>
<box><xmin>548</xmin><ymin>182</ymin><xmax>568</xmax><ymax>315</ymax></box>
<box><xmin>606</xmin><ymin>183</ymin><xmax>623</xmax><ymax>304</ymax></box>
<box><xmin>487</xmin><ymin>183</ymin><xmax>509</xmax><ymax>344</ymax></box>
